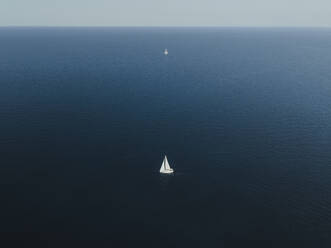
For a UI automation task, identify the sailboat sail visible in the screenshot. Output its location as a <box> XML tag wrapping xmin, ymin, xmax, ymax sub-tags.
<box><xmin>164</xmin><ymin>156</ymin><xmax>170</xmax><ymax>170</ymax></box>
<box><xmin>160</xmin><ymin>160</ymin><xmax>165</xmax><ymax>172</ymax></box>
<box><xmin>160</xmin><ymin>155</ymin><xmax>174</xmax><ymax>174</ymax></box>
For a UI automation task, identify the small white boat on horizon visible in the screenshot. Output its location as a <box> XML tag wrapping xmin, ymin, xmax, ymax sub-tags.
<box><xmin>164</xmin><ymin>48</ymin><xmax>168</xmax><ymax>55</ymax></box>
<box><xmin>160</xmin><ymin>155</ymin><xmax>174</xmax><ymax>174</ymax></box>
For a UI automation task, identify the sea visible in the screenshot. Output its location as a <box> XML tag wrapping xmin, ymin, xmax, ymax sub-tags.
<box><xmin>0</xmin><ymin>27</ymin><xmax>331</xmax><ymax>247</ymax></box>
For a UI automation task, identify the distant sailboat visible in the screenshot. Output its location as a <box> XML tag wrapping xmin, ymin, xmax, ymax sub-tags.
<box><xmin>164</xmin><ymin>48</ymin><xmax>168</xmax><ymax>55</ymax></box>
<box><xmin>160</xmin><ymin>155</ymin><xmax>174</xmax><ymax>174</ymax></box>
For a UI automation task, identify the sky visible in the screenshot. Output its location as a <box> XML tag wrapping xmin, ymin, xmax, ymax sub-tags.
<box><xmin>1</xmin><ymin>0</ymin><xmax>331</xmax><ymax>27</ymax></box>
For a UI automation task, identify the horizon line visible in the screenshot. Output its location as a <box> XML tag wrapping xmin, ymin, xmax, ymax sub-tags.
<box><xmin>0</xmin><ymin>25</ymin><xmax>331</xmax><ymax>28</ymax></box>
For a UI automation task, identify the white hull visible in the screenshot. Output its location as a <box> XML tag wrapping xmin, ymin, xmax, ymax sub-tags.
<box><xmin>160</xmin><ymin>169</ymin><xmax>174</xmax><ymax>174</ymax></box>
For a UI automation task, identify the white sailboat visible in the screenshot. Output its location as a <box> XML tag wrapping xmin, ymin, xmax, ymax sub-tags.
<box><xmin>164</xmin><ymin>48</ymin><xmax>168</xmax><ymax>55</ymax></box>
<box><xmin>159</xmin><ymin>155</ymin><xmax>174</xmax><ymax>174</ymax></box>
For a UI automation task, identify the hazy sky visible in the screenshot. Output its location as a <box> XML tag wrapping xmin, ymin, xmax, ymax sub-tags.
<box><xmin>1</xmin><ymin>0</ymin><xmax>331</xmax><ymax>27</ymax></box>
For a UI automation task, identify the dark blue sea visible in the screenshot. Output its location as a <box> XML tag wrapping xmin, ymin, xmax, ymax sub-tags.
<box><xmin>1</xmin><ymin>27</ymin><xmax>331</xmax><ymax>247</ymax></box>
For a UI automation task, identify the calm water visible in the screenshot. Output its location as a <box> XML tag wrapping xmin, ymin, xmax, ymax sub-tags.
<box><xmin>1</xmin><ymin>27</ymin><xmax>331</xmax><ymax>247</ymax></box>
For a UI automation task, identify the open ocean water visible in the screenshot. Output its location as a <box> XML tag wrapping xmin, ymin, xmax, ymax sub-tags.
<box><xmin>1</xmin><ymin>27</ymin><xmax>331</xmax><ymax>247</ymax></box>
